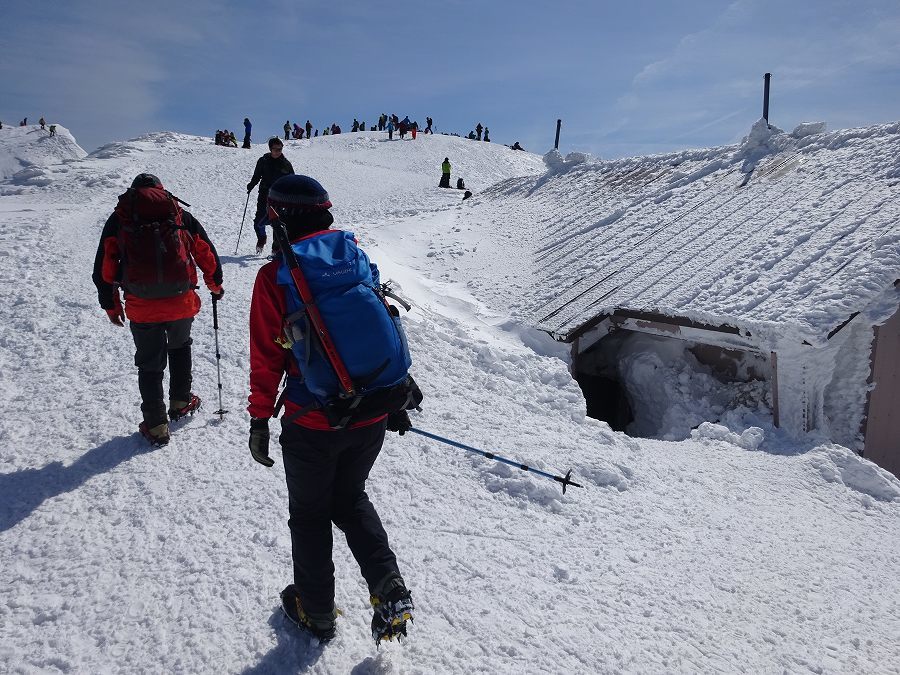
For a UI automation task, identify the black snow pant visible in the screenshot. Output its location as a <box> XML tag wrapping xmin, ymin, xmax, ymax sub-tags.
<box><xmin>439</xmin><ymin>173</ymin><xmax>451</xmax><ymax>188</ymax></box>
<box><xmin>280</xmin><ymin>419</ymin><xmax>400</xmax><ymax>615</ymax></box>
<box><xmin>243</xmin><ymin>133</ymin><xmax>251</xmax><ymax>149</ymax></box>
<box><xmin>253</xmin><ymin>187</ymin><xmax>270</xmax><ymax>243</ymax></box>
<box><xmin>130</xmin><ymin>318</ymin><xmax>193</xmax><ymax>427</ymax></box>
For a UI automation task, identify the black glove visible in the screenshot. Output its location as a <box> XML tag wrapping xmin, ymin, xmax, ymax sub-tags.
<box><xmin>255</xmin><ymin>236</ymin><xmax>267</xmax><ymax>254</ymax></box>
<box><xmin>210</xmin><ymin>286</ymin><xmax>225</xmax><ymax>301</ymax></box>
<box><xmin>386</xmin><ymin>410</ymin><xmax>412</xmax><ymax>435</ymax></box>
<box><xmin>246</xmin><ymin>182</ymin><xmax>254</xmax><ymax>193</ymax></box>
<box><xmin>249</xmin><ymin>417</ymin><xmax>273</xmax><ymax>467</ymax></box>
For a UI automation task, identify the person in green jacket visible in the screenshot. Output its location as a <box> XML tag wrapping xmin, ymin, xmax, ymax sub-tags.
<box><xmin>439</xmin><ymin>157</ymin><xmax>451</xmax><ymax>188</ymax></box>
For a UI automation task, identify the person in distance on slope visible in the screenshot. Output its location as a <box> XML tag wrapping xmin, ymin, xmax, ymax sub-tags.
<box><xmin>247</xmin><ymin>174</ymin><xmax>416</xmax><ymax>643</ymax></box>
<box><xmin>511</xmin><ymin>141</ymin><xmax>524</xmax><ymax>151</ymax></box>
<box><xmin>92</xmin><ymin>173</ymin><xmax>223</xmax><ymax>446</ymax></box>
<box><xmin>242</xmin><ymin>117</ymin><xmax>252</xmax><ymax>148</ymax></box>
<box><xmin>475</xmin><ymin>122</ymin><xmax>482</xmax><ymax>141</ymax></box>
<box><xmin>283</xmin><ymin>120</ymin><xmax>291</xmax><ymax>141</ymax></box>
<box><xmin>247</xmin><ymin>137</ymin><xmax>294</xmax><ymax>253</ymax></box>
<box><xmin>483</xmin><ymin>127</ymin><xmax>490</xmax><ymax>142</ymax></box>
<box><xmin>305</xmin><ymin>119</ymin><xmax>313</xmax><ymax>139</ymax></box>
<box><xmin>439</xmin><ymin>157</ymin><xmax>451</xmax><ymax>188</ymax></box>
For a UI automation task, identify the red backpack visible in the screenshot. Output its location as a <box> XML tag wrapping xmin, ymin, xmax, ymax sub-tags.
<box><xmin>115</xmin><ymin>187</ymin><xmax>194</xmax><ymax>299</ymax></box>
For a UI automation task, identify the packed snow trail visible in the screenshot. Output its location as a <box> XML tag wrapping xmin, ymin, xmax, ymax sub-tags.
<box><xmin>1</xmin><ymin>131</ymin><xmax>899</xmax><ymax>673</ymax></box>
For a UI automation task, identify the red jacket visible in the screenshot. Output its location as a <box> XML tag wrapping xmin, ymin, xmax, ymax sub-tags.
<box><xmin>92</xmin><ymin>202</ymin><xmax>222</xmax><ymax>323</ymax></box>
<box><xmin>247</xmin><ymin>231</ymin><xmax>385</xmax><ymax>430</ymax></box>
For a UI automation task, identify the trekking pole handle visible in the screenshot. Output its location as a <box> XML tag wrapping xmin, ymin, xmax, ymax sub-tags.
<box><xmin>212</xmin><ymin>293</ymin><xmax>220</xmax><ymax>330</ymax></box>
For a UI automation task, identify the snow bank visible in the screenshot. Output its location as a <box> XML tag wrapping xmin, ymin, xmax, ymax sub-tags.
<box><xmin>807</xmin><ymin>445</ymin><xmax>900</xmax><ymax>504</ymax></box>
<box><xmin>0</xmin><ymin>124</ymin><xmax>86</xmax><ymax>181</ymax></box>
<box><xmin>791</xmin><ymin>121</ymin><xmax>827</xmax><ymax>139</ymax></box>
<box><xmin>732</xmin><ymin>117</ymin><xmax>786</xmax><ymax>172</ymax></box>
<box><xmin>691</xmin><ymin>422</ymin><xmax>766</xmax><ymax>450</ymax></box>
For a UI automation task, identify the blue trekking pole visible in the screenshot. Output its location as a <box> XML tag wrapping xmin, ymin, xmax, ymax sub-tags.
<box><xmin>407</xmin><ymin>427</ymin><xmax>583</xmax><ymax>494</ymax></box>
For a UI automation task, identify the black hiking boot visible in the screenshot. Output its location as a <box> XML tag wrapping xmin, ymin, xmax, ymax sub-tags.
<box><xmin>139</xmin><ymin>421</ymin><xmax>170</xmax><ymax>447</ymax></box>
<box><xmin>280</xmin><ymin>585</ymin><xmax>337</xmax><ymax>643</ymax></box>
<box><xmin>370</xmin><ymin>575</ymin><xmax>414</xmax><ymax>645</ymax></box>
<box><xmin>168</xmin><ymin>394</ymin><xmax>201</xmax><ymax>421</ymax></box>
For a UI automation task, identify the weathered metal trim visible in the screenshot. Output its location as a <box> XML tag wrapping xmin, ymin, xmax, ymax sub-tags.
<box><xmin>609</xmin><ymin>316</ymin><xmax>762</xmax><ymax>353</ymax></box>
<box><xmin>561</xmin><ymin>308</ymin><xmax>746</xmax><ymax>343</ymax></box>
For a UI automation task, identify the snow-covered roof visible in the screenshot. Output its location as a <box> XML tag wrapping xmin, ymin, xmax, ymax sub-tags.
<box><xmin>511</xmin><ymin>121</ymin><xmax>900</xmax><ymax>347</ymax></box>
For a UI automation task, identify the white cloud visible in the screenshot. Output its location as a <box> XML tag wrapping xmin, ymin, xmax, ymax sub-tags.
<box><xmin>603</xmin><ymin>0</ymin><xmax>900</xmax><ymax>153</ymax></box>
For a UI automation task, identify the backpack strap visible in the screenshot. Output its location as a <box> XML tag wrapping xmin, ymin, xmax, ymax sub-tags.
<box><xmin>281</xmin><ymin>400</ymin><xmax>321</xmax><ymax>425</ymax></box>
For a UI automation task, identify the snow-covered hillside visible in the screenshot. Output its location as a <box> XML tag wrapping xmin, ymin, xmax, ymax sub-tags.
<box><xmin>1</xmin><ymin>129</ymin><xmax>899</xmax><ymax>674</ymax></box>
<box><xmin>0</xmin><ymin>124</ymin><xmax>86</xmax><ymax>182</ymax></box>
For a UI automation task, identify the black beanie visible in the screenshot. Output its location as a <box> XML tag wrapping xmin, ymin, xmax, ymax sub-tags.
<box><xmin>268</xmin><ymin>174</ymin><xmax>334</xmax><ymax>238</ymax></box>
<box><xmin>131</xmin><ymin>173</ymin><xmax>162</xmax><ymax>188</ymax></box>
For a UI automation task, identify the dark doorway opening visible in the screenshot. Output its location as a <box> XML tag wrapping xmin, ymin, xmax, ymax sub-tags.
<box><xmin>574</xmin><ymin>372</ymin><xmax>634</xmax><ymax>432</ymax></box>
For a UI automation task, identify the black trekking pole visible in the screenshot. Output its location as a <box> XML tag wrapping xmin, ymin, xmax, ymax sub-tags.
<box><xmin>234</xmin><ymin>190</ymin><xmax>252</xmax><ymax>255</ymax></box>
<box><xmin>211</xmin><ymin>295</ymin><xmax>228</xmax><ymax>420</ymax></box>
<box><xmin>407</xmin><ymin>427</ymin><xmax>583</xmax><ymax>494</ymax></box>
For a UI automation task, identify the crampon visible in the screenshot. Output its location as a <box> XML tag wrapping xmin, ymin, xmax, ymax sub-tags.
<box><xmin>168</xmin><ymin>394</ymin><xmax>201</xmax><ymax>422</ymax></box>
<box><xmin>371</xmin><ymin>589</ymin><xmax>414</xmax><ymax>645</ymax></box>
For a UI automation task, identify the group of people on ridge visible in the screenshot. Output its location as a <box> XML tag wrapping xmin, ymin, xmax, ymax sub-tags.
<box><xmin>466</xmin><ymin>122</ymin><xmax>490</xmax><ymax>142</ymax></box>
<box><xmin>92</xmin><ymin>161</ymin><xmax>419</xmax><ymax>647</ymax></box>
<box><xmin>214</xmin><ymin>113</ymin><xmax>525</xmax><ymax>149</ymax></box>
<box><xmin>1</xmin><ymin>117</ymin><xmax>56</xmax><ymax>135</ymax></box>
<box><xmin>211</xmin><ymin>118</ymin><xmax>252</xmax><ymax>148</ymax></box>
<box><xmin>214</xmin><ymin>130</ymin><xmax>238</xmax><ymax>147</ymax></box>
<box><xmin>284</xmin><ymin>120</ymin><xmax>314</xmax><ymax>140</ymax></box>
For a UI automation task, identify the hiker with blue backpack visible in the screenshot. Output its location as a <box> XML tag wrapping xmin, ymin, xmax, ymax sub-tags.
<box><xmin>246</xmin><ymin>174</ymin><xmax>422</xmax><ymax>645</ymax></box>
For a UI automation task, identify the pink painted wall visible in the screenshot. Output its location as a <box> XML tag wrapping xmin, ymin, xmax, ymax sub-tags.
<box><xmin>864</xmin><ymin>307</ymin><xmax>900</xmax><ymax>477</ymax></box>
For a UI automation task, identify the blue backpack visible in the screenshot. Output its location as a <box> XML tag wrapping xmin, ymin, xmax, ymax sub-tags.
<box><xmin>276</xmin><ymin>230</ymin><xmax>420</xmax><ymax>427</ymax></box>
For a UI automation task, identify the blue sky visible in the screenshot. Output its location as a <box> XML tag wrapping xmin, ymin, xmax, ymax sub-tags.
<box><xmin>2</xmin><ymin>0</ymin><xmax>899</xmax><ymax>157</ymax></box>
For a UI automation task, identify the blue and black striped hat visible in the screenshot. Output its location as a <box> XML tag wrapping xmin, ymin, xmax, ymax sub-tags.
<box><xmin>267</xmin><ymin>175</ymin><xmax>332</xmax><ymax>215</ymax></box>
